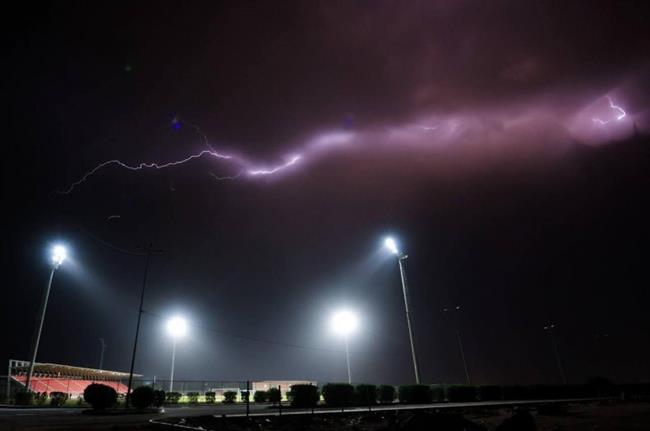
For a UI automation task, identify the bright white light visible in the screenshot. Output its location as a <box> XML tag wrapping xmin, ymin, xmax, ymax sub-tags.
<box><xmin>331</xmin><ymin>310</ymin><xmax>359</xmax><ymax>337</ymax></box>
<box><xmin>384</xmin><ymin>237</ymin><xmax>399</xmax><ymax>255</ymax></box>
<box><xmin>167</xmin><ymin>316</ymin><xmax>188</xmax><ymax>338</ymax></box>
<box><xmin>51</xmin><ymin>245</ymin><xmax>67</xmax><ymax>265</ymax></box>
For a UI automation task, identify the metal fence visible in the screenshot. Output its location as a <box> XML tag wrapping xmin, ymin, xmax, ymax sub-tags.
<box><xmin>1</xmin><ymin>376</ymin><xmax>294</xmax><ymax>402</ymax></box>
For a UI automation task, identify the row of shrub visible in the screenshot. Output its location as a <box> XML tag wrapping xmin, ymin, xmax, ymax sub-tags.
<box><xmin>285</xmin><ymin>379</ymin><xmax>633</xmax><ymax>407</ymax></box>
<box><xmin>13</xmin><ymin>391</ymin><xmax>71</xmax><ymax>407</ymax></box>
<box><xmin>17</xmin><ymin>379</ymin><xmax>650</xmax><ymax>409</ymax></box>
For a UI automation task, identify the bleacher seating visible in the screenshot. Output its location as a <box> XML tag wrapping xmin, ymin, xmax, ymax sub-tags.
<box><xmin>13</xmin><ymin>375</ymin><xmax>129</xmax><ymax>396</ymax></box>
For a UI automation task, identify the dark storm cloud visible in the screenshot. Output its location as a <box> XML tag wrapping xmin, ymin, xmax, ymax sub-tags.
<box><xmin>315</xmin><ymin>1</ymin><xmax>648</xmax><ymax>113</ymax></box>
<box><xmin>25</xmin><ymin>0</ymin><xmax>647</xmax><ymax>158</ymax></box>
<box><xmin>5</xmin><ymin>0</ymin><xmax>650</xmax><ymax>387</ymax></box>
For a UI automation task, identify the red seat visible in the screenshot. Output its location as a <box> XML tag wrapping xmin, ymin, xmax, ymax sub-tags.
<box><xmin>13</xmin><ymin>376</ymin><xmax>129</xmax><ymax>396</ymax></box>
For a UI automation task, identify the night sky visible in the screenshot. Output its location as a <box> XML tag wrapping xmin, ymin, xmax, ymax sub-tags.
<box><xmin>4</xmin><ymin>1</ymin><xmax>650</xmax><ymax>386</ymax></box>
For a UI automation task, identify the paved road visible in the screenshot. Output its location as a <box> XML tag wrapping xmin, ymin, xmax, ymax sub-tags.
<box><xmin>0</xmin><ymin>404</ymin><xmax>268</xmax><ymax>430</ymax></box>
<box><xmin>0</xmin><ymin>398</ymin><xmax>607</xmax><ymax>430</ymax></box>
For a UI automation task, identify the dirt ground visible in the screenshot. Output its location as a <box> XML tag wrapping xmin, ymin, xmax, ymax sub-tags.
<box><xmin>470</xmin><ymin>402</ymin><xmax>650</xmax><ymax>430</ymax></box>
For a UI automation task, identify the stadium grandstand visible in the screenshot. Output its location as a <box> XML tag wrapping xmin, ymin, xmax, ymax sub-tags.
<box><xmin>6</xmin><ymin>359</ymin><xmax>138</xmax><ymax>397</ymax></box>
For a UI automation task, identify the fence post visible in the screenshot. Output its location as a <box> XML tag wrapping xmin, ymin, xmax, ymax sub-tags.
<box><xmin>278</xmin><ymin>385</ymin><xmax>282</xmax><ymax>417</ymax></box>
<box><xmin>246</xmin><ymin>381</ymin><xmax>250</xmax><ymax>417</ymax></box>
<box><xmin>368</xmin><ymin>390</ymin><xmax>371</xmax><ymax>412</ymax></box>
<box><xmin>6</xmin><ymin>361</ymin><xmax>11</xmax><ymax>400</ymax></box>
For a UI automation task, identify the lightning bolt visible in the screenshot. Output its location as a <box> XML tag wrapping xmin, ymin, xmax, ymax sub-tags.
<box><xmin>59</xmin><ymin>119</ymin><xmax>356</xmax><ymax>193</ymax></box>
<box><xmin>592</xmin><ymin>96</ymin><xmax>626</xmax><ymax>125</ymax></box>
<box><xmin>59</xmin><ymin>150</ymin><xmax>237</xmax><ymax>194</ymax></box>
<box><xmin>209</xmin><ymin>170</ymin><xmax>244</xmax><ymax>181</ymax></box>
<box><xmin>248</xmin><ymin>155</ymin><xmax>301</xmax><ymax>176</ymax></box>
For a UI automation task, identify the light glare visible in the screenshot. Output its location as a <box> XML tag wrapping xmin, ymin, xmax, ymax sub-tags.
<box><xmin>384</xmin><ymin>237</ymin><xmax>399</xmax><ymax>254</ymax></box>
<box><xmin>51</xmin><ymin>245</ymin><xmax>67</xmax><ymax>265</ymax></box>
<box><xmin>331</xmin><ymin>310</ymin><xmax>359</xmax><ymax>336</ymax></box>
<box><xmin>167</xmin><ymin>316</ymin><xmax>188</xmax><ymax>338</ymax></box>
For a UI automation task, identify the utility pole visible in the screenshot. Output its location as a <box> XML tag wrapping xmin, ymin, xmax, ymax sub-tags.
<box><xmin>125</xmin><ymin>243</ymin><xmax>163</xmax><ymax>408</ymax></box>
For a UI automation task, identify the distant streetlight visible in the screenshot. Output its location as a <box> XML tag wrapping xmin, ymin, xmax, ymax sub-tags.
<box><xmin>543</xmin><ymin>323</ymin><xmax>567</xmax><ymax>385</ymax></box>
<box><xmin>167</xmin><ymin>316</ymin><xmax>188</xmax><ymax>392</ymax></box>
<box><xmin>331</xmin><ymin>310</ymin><xmax>359</xmax><ymax>384</ymax></box>
<box><xmin>98</xmin><ymin>338</ymin><xmax>107</xmax><ymax>370</ymax></box>
<box><xmin>442</xmin><ymin>306</ymin><xmax>471</xmax><ymax>385</ymax></box>
<box><xmin>25</xmin><ymin>244</ymin><xmax>68</xmax><ymax>392</ymax></box>
<box><xmin>384</xmin><ymin>236</ymin><xmax>421</xmax><ymax>384</ymax></box>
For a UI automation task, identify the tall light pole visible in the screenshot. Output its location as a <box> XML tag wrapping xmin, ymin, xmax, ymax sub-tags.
<box><xmin>98</xmin><ymin>338</ymin><xmax>107</xmax><ymax>370</ymax></box>
<box><xmin>331</xmin><ymin>310</ymin><xmax>358</xmax><ymax>384</ymax></box>
<box><xmin>443</xmin><ymin>306</ymin><xmax>471</xmax><ymax>385</ymax></box>
<box><xmin>384</xmin><ymin>237</ymin><xmax>421</xmax><ymax>384</ymax></box>
<box><xmin>25</xmin><ymin>244</ymin><xmax>67</xmax><ymax>392</ymax></box>
<box><xmin>544</xmin><ymin>323</ymin><xmax>567</xmax><ymax>384</ymax></box>
<box><xmin>167</xmin><ymin>316</ymin><xmax>187</xmax><ymax>392</ymax></box>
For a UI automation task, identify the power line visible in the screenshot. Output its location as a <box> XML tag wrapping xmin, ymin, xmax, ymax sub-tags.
<box><xmin>75</xmin><ymin>224</ymin><xmax>147</xmax><ymax>256</ymax></box>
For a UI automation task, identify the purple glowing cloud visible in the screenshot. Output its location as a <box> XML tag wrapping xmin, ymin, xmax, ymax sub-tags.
<box><xmin>59</xmin><ymin>92</ymin><xmax>641</xmax><ymax>194</ymax></box>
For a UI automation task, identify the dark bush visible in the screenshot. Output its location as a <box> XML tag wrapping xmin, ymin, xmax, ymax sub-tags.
<box><xmin>241</xmin><ymin>390</ymin><xmax>250</xmax><ymax>403</ymax></box>
<box><xmin>446</xmin><ymin>385</ymin><xmax>477</xmax><ymax>402</ymax></box>
<box><xmin>165</xmin><ymin>391</ymin><xmax>182</xmax><ymax>404</ymax></box>
<box><xmin>377</xmin><ymin>385</ymin><xmax>396</xmax><ymax>404</ymax></box>
<box><xmin>131</xmin><ymin>386</ymin><xmax>155</xmax><ymax>409</ymax></box>
<box><xmin>14</xmin><ymin>390</ymin><xmax>34</xmax><ymax>405</ymax></box>
<box><xmin>84</xmin><ymin>383</ymin><xmax>117</xmax><ymax>410</ymax></box>
<box><xmin>222</xmin><ymin>391</ymin><xmax>237</xmax><ymax>404</ymax></box>
<box><xmin>35</xmin><ymin>392</ymin><xmax>48</xmax><ymax>406</ymax></box>
<box><xmin>430</xmin><ymin>385</ymin><xmax>446</xmax><ymax>402</ymax></box>
<box><xmin>267</xmin><ymin>387</ymin><xmax>281</xmax><ymax>404</ymax></box>
<box><xmin>204</xmin><ymin>391</ymin><xmax>216</xmax><ymax>403</ymax></box>
<box><xmin>186</xmin><ymin>392</ymin><xmax>199</xmax><ymax>404</ymax></box>
<box><xmin>33</xmin><ymin>392</ymin><xmax>47</xmax><ymax>406</ymax></box>
<box><xmin>50</xmin><ymin>392</ymin><xmax>68</xmax><ymax>407</ymax></box>
<box><xmin>153</xmin><ymin>390</ymin><xmax>165</xmax><ymax>407</ymax></box>
<box><xmin>322</xmin><ymin>383</ymin><xmax>355</xmax><ymax>407</ymax></box>
<box><xmin>502</xmin><ymin>385</ymin><xmax>527</xmax><ymax>400</ymax></box>
<box><xmin>479</xmin><ymin>385</ymin><xmax>502</xmax><ymax>401</ymax></box>
<box><xmin>399</xmin><ymin>385</ymin><xmax>432</xmax><ymax>404</ymax></box>
<box><xmin>289</xmin><ymin>384</ymin><xmax>319</xmax><ymax>408</ymax></box>
<box><xmin>621</xmin><ymin>383</ymin><xmax>650</xmax><ymax>401</ymax></box>
<box><xmin>355</xmin><ymin>384</ymin><xmax>377</xmax><ymax>406</ymax></box>
<box><xmin>254</xmin><ymin>390</ymin><xmax>268</xmax><ymax>403</ymax></box>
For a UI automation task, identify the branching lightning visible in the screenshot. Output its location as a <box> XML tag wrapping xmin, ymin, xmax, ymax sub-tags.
<box><xmin>59</xmin><ymin>94</ymin><xmax>631</xmax><ymax>193</ymax></box>
<box><xmin>592</xmin><ymin>96</ymin><xmax>626</xmax><ymax>125</ymax></box>
<box><xmin>59</xmin><ymin>149</ymin><xmax>236</xmax><ymax>194</ymax></box>
<box><xmin>248</xmin><ymin>155</ymin><xmax>301</xmax><ymax>176</ymax></box>
<box><xmin>209</xmin><ymin>170</ymin><xmax>244</xmax><ymax>181</ymax></box>
<box><xmin>59</xmin><ymin>118</ymin><xmax>355</xmax><ymax>193</ymax></box>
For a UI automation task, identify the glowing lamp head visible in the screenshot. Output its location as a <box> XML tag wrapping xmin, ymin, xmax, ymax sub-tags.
<box><xmin>51</xmin><ymin>245</ymin><xmax>67</xmax><ymax>265</ymax></box>
<box><xmin>384</xmin><ymin>237</ymin><xmax>399</xmax><ymax>255</ymax></box>
<box><xmin>331</xmin><ymin>310</ymin><xmax>359</xmax><ymax>337</ymax></box>
<box><xmin>167</xmin><ymin>317</ymin><xmax>188</xmax><ymax>338</ymax></box>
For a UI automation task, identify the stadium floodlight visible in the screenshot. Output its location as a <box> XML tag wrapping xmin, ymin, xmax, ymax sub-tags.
<box><xmin>51</xmin><ymin>245</ymin><xmax>67</xmax><ymax>266</ymax></box>
<box><xmin>331</xmin><ymin>309</ymin><xmax>359</xmax><ymax>384</ymax></box>
<box><xmin>383</xmin><ymin>235</ymin><xmax>421</xmax><ymax>384</ymax></box>
<box><xmin>25</xmin><ymin>242</ymin><xmax>70</xmax><ymax>392</ymax></box>
<box><xmin>331</xmin><ymin>310</ymin><xmax>359</xmax><ymax>337</ymax></box>
<box><xmin>167</xmin><ymin>316</ymin><xmax>188</xmax><ymax>392</ymax></box>
<box><xmin>167</xmin><ymin>316</ymin><xmax>188</xmax><ymax>338</ymax></box>
<box><xmin>384</xmin><ymin>237</ymin><xmax>399</xmax><ymax>255</ymax></box>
